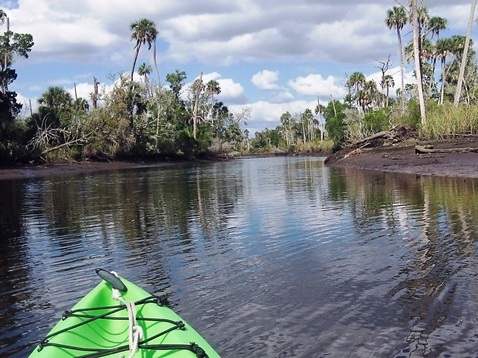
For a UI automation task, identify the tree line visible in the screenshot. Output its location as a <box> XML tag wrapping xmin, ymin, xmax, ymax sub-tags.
<box><xmin>0</xmin><ymin>14</ymin><xmax>251</xmax><ymax>164</ymax></box>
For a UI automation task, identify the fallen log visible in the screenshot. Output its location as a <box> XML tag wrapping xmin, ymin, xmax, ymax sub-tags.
<box><xmin>350</xmin><ymin>124</ymin><xmax>415</xmax><ymax>148</ymax></box>
<box><xmin>352</xmin><ymin>130</ymin><xmax>390</xmax><ymax>147</ymax></box>
<box><xmin>415</xmin><ymin>145</ymin><xmax>478</xmax><ymax>154</ymax></box>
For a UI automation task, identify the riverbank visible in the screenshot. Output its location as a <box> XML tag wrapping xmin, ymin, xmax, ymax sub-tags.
<box><xmin>325</xmin><ymin>136</ymin><xmax>478</xmax><ymax>178</ymax></box>
<box><xmin>0</xmin><ymin>160</ymin><xmax>186</xmax><ymax>181</ymax></box>
<box><xmin>2</xmin><ymin>139</ymin><xmax>478</xmax><ymax>181</ymax></box>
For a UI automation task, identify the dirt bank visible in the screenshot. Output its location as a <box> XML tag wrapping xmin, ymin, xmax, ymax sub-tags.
<box><xmin>0</xmin><ymin>160</ymin><xmax>184</xmax><ymax>181</ymax></box>
<box><xmin>325</xmin><ymin>137</ymin><xmax>478</xmax><ymax>178</ymax></box>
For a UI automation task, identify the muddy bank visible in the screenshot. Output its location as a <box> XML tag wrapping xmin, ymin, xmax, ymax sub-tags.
<box><xmin>325</xmin><ymin>137</ymin><xmax>478</xmax><ymax>178</ymax></box>
<box><xmin>0</xmin><ymin>160</ymin><xmax>190</xmax><ymax>181</ymax></box>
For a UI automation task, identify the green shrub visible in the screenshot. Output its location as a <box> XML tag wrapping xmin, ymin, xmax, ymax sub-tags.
<box><xmin>363</xmin><ymin>108</ymin><xmax>390</xmax><ymax>133</ymax></box>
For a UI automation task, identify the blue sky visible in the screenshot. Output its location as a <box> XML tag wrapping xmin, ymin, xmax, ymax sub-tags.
<box><xmin>1</xmin><ymin>0</ymin><xmax>477</xmax><ymax>133</ymax></box>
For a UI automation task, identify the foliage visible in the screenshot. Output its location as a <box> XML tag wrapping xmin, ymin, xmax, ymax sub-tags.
<box><xmin>324</xmin><ymin>100</ymin><xmax>348</xmax><ymax>150</ymax></box>
<box><xmin>0</xmin><ymin>11</ymin><xmax>34</xmax><ymax>162</ymax></box>
<box><xmin>363</xmin><ymin>108</ymin><xmax>391</xmax><ymax>133</ymax></box>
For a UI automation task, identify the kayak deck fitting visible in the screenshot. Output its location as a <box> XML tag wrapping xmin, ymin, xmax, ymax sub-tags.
<box><xmin>29</xmin><ymin>268</ymin><xmax>220</xmax><ymax>358</ymax></box>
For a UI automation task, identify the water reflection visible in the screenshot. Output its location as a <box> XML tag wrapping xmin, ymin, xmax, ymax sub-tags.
<box><xmin>328</xmin><ymin>168</ymin><xmax>478</xmax><ymax>357</ymax></box>
<box><xmin>1</xmin><ymin>158</ymin><xmax>478</xmax><ymax>357</ymax></box>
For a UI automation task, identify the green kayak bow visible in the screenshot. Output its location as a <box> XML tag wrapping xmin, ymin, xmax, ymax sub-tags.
<box><xmin>29</xmin><ymin>269</ymin><xmax>220</xmax><ymax>358</ymax></box>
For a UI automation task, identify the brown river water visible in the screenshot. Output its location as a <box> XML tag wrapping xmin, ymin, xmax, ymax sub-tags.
<box><xmin>1</xmin><ymin>157</ymin><xmax>478</xmax><ymax>357</ymax></box>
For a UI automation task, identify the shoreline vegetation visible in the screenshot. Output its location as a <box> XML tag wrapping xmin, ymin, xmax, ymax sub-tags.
<box><xmin>4</xmin><ymin>133</ymin><xmax>478</xmax><ymax>181</ymax></box>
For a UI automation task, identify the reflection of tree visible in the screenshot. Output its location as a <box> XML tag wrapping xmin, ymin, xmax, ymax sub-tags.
<box><xmin>33</xmin><ymin>164</ymin><xmax>244</xmax><ymax>281</ymax></box>
<box><xmin>0</xmin><ymin>181</ymin><xmax>36</xmax><ymax>355</ymax></box>
<box><xmin>282</xmin><ymin>158</ymin><xmax>326</xmax><ymax>203</ymax></box>
<box><xmin>0</xmin><ymin>181</ymin><xmax>27</xmax><ymax>278</ymax></box>
<box><xmin>328</xmin><ymin>169</ymin><xmax>478</xmax><ymax>354</ymax></box>
<box><xmin>326</xmin><ymin>168</ymin><xmax>349</xmax><ymax>202</ymax></box>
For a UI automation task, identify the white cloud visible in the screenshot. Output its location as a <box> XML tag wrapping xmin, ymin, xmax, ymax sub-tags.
<box><xmin>251</xmin><ymin>70</ymin><xmax>280</xmax><ymax>90</ymax></box>
<box><xmin>217</xmin><ymin>78</ymin><xmax>246</xmax><ymax>103</ymax></box>
<box><xmin>288</xmin><ymin>74</ymin><xmax>346</xmax><ymax>99</ymax></box>
<box><xmin>271</xmin><ymin>91</ymin><xmax>295</xmax><ymax>103</ymax></box>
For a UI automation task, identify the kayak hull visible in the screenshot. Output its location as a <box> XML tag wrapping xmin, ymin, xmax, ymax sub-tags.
<box><xmin>29</xmin><ymin>272</ymin><xmax>220</xmax><ymax>358</ymax></box>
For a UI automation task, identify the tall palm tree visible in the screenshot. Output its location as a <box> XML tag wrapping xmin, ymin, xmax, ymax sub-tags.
<box><xmin>129</xmin><ymin>18</ymin><xmax>158</xmax><ymax>82</ymax></box>
<box><xmin>436</xmin><ymin>38</ymin><xmax>452</xmax><ymax>104</ymax></box>
<box><xmin>411</xmin><ymin>0</ymin><xmax>426</xmax><ymax>125</ymax></box>
<box><xmin>427</xmin><ymin>17</ymin><xmax>448</xmax><ymax>91</ymax></box>
<box><xmin>347</xmin><ymin>72</ymin><xmax>367</xmax><ymax>111</ymax></box>
<box><xmin>386</xmin><ymin>6</ymin><xmax>408</xmax><ymax>112</ymax></box>
<box><xmin>454</xmin><ymin>0</ymin><xmax>477</xmax><ymax>105</ymax></box>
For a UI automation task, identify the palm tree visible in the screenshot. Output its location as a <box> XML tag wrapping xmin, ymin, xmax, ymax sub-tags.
<box><xmin>138</xmin><ymin>62</ymin><xmax>152</xmax><ymax>96</ymax></box>
<box><xmin>129</xmin><ymin>18</ymin><xmax>158</xmax><ymax>82</ymax></box>
<box><xmin>427</xmin><ymin>16</ymin><xmax>447</xmax><ymax>42</ymax></box>
<box><xmin>454</xmin><ymin>0</ymin><xmax>477</xmax><ymax>105</ymax></box>
<box><xmin>381</xmin><ymin>74</ymin><xmax>395</xmax><ymax>107</ymax></box>
<box><xmin>417</xmin><ymin>6</ymin><xmax>430</xmax><ymax>43</ymax></box>
<box><xmin>347</xmin><ymin>72</ymin><xmax>366</xmax><ymax>110</ymax></box>
<box><xmin>364</xmin><ymin>80</ymin><xmax>379</xmax><ymax>111</ymax></box>
<box><xmin>138</xmin><ymin>62</ymin><xmax>152</xmax><ymax>78</ymax></box>
<box><xmin>427</xmin><ymin>17</ymin><xmax>448</xmax><ymax>92</ymax></box>
<box><xmin>436</xmin><ymin>38</ymin><xmax>451</xmax><ymax>104</ymax></box>
<box><xmin>38</xmin><ymin>86</ymin><xmax>74</xmax><ymax>126</ymax></box>
<box><xmin>38</xmin><ymin>86</ymin><xmax>73</xmax><ymax>110</ymax></box>
<box><xmin>280</xmin><ymin>111</ymin><xmax>294</xmax><ymax>146</ymax></box>
<box><xmin>411</xmin><ymin>0</ymin><xmax>426</xmax><ymax>125</ymax></box>
<box><xmin>347</xmin><ymin>71</ymin><xmax>366</xmax><ymax>92</ymax></box>
<box><xmin>386</xmin><ymin>6</ymin><xmax>408</xmax><ymax>112</ymax></box>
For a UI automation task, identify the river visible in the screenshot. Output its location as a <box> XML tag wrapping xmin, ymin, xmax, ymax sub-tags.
<box><xmin>1</xmin><ymin>156</ymin><xmax>478</xmax><ymax>357</ymax></box>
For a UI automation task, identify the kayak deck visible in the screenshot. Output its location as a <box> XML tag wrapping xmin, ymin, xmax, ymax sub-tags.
<box><xmin>29</xmin><ymin>269</ymin><xmax>220</xmax><ymax>358</ymax></box>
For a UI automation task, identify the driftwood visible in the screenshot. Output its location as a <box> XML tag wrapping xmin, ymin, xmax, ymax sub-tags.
<box><xmin>40</xmin><ymin>138</ymin><xmax>86</xmax><ymax>156</ymax></box>
<box><xmin>415</xmin><ymin>145</ymin><xmax>478</xmax><ymax>154</ymax></box>
<box><xmin>351</xmin><ymin>124</ymin><xmax>416</xmax><ymax>149</ymax></box>
<box><xmin>352</xmin><ymin>130</ymin><xmax>390</xmax><ymax>147</ymax></box>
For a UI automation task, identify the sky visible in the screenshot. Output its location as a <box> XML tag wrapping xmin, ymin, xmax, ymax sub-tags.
<box><xmin>1</xmin><ymin>0</ymin><xmax>477</xmax><ymax>134</ymax></box>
